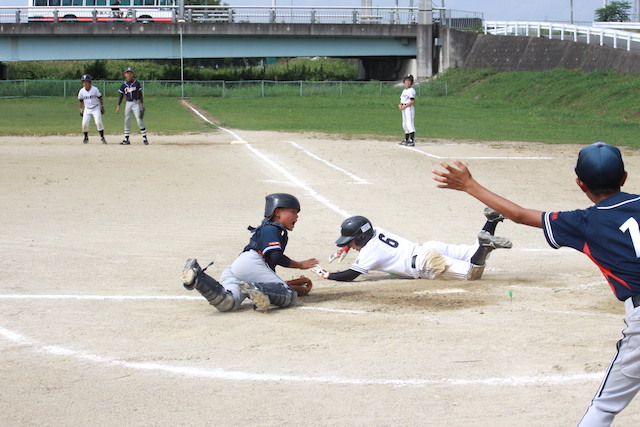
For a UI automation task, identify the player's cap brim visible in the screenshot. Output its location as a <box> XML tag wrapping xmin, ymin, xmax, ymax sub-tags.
<box><xmin>335</xmin><ymin>235</ymin><xmax>353</xmax><ymax>246</ymax></box>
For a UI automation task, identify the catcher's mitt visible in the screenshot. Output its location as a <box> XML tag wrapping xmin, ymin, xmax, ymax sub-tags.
<box><xmin>286</xmin><ymin>276</ymin><xmax>313</xmax><ymax>296</ymax></box>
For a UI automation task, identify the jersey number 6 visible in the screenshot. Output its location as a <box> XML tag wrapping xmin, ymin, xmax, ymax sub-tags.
<box><xmin>378</xmin><ymin>233</ymin><xmax>399</xmax><ymax>248</ymax></box>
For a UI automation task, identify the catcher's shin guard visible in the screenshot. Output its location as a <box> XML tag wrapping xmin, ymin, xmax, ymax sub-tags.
<box><xmin>238</xmin><ymin>281</ymin><xmax>297</xmax><ymax>312</ymax></box>
<box><xmin>181</xmin><ymin>258</ymin><xmax>235</xmax><ymax>312</ymax></box>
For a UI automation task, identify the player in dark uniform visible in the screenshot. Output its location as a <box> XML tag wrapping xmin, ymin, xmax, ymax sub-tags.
<box><xmin>433</xmin><ymin>142</ymin><xmax>640</xmax><ymax>426</ymax></box>
<box><xmin>180</xmin><ymin>193</ymin><xmax>319</xmax><ymax>312</ymax></box>
<box><xmin>115</xmin><ymin>67</ymin><xmax>148</xmax><ymax>145</ymax></box>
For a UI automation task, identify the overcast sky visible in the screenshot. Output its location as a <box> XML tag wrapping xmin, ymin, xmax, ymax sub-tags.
<box><xmin>0</xmin><ymin>0</ymin><xmax>616</xmax><ymax>22</ymax></box>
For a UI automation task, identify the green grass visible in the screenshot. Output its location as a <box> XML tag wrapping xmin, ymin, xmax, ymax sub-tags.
<box><xmin>0</xmin><ymin>97</ymin><xmax>213</xmax><ymax>135</ymax></box>
<box><xmin>2</xmin><ymin>69</ymin><xmax>640</xmax><ymax>148</ymax></box>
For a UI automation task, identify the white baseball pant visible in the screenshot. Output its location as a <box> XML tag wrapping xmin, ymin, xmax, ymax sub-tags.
<box><xmin>413</xmin><ymin>240</ymin><xmax>480</xmax><ymax>280</ymax></box>
<box><xmin>401</xmin><ymin>104</ymin><xmax>415</xmax><ymax>133</ymax></box>
<box><xmin>82</xmin><ymin>107</ymin><xmax>104</xmax><ymax>132</ymax></box>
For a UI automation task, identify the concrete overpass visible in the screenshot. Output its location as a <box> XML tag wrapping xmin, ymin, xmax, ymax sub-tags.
<box><xmin>0</xmin><ymin>4</ymin><xmax>473</xmax><ymax>80</ymax></box>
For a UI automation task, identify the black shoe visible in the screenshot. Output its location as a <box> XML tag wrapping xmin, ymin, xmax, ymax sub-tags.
<box><xmin>399</xmin><ymin>140</ymin><xmax>408</xmax><ymax>146</ymax></box>
<box><xmin>82</xmin><ymin>137</ymin><xmax>88</xmax><ymax>144</ymax></box>
<box><xmin>143</xmin><ymin>138</ymin><xmax>149</xmax><ymax>145</ymax></box>
<box><xmin>120</xmin><ymin>139</ymin><xmax>130</xmax><ymax>145</ymax></box>
<box><xmin>406</xmin><ymin>140</ymin><xmax>415</xmax><ymax>147</ymax></box>
<box><xmin>101</xmin><ymin>138</ymin><xmax>107</xmax><ymax>144</ymax></box>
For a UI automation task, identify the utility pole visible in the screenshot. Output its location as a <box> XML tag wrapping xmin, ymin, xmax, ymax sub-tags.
<box><xmin>570</xmin><ymin>0</ymin><xmax>574</xmax><ymax>24</ymax></box>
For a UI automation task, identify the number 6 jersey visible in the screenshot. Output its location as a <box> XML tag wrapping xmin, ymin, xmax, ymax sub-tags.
<box><xmin>350</xmin><ymin>227</ymin><xmax>417</xmax><ymax>277</ymax></box>
<box><xmin>543</xmin><ymin>192</ymin><xmax>640</xmax><ymax>301</ymax></box>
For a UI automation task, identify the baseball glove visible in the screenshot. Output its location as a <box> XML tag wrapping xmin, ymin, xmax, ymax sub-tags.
<box><xmin>139</xmin><ymin>106</ymin><xmax>145</xmax><ymax>119</ymax></box>
<box><xmin>100</xmin><ymin>106</ymin><xmax>105</xmax><ymax>114</ymax></box>
<box><xmin>286</xmin><ymin>276</ymin><xmax>313</xmax><ymax>296</ymax></box>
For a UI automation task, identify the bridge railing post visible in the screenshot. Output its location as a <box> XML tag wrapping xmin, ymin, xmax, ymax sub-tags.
<box><xmin>311</xmin><ymin>10</ymin><xmax>316</xmax><ymax>24</ymax></box>
<box><xmin>53</xmin><ymin>10</ymin><xmax>59</xmax><ymax>23</ymax></box>
<box><xmin>352</xmin><ymin>10</ymin><xmax>357</xmax><ymax>24</ymax></box>
<box><xmin>171</xmin><ymin>8</ymin><xmax>176</xmax><ymax>23</ymax></box>
<box><xmin>270</xmin><ymin>8</ymin><xmax>276</xmax><ymax>24</ymax></box>
<box><xmin>92</xmin><ymin>9</ymin><xmax>97</xmax><ymax>23</ymax></box>
<box><xmin>15</xmin><ymin>10</ymin><xmax>21</xmax><ymax>24</ymax></box>
<box><xmin>131</xmin><ymin>8</ymin><xmax>137</xmax><ymax>23</ymax></box>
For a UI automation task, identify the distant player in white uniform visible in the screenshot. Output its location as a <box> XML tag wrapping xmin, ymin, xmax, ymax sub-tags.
<box><xmin>312</xmin><ymin>209</ymin><xmax>511</xmax><ymax>282</ymax></box>
<box><xmin>77</xmin><ymin>74</ymin><xmax>107</xmax><ymax>144</ymax></box>
<box><xmin>398</xmin><ymin>73</ymin><xmax>416</xmax><ymax>147</ymax></box>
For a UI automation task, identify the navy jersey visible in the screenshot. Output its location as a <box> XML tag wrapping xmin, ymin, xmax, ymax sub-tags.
<box><xmin>118</xmin><ymin>80</ymin><xmax>143</xmax><ymax>101</ymax></box>
<box><xmin>243</xmin><ymin>221</ymin><xmax>288</xmax><ymax>259</ymax></box>
<box><xmin>543</xmin><ymin>192</ymin><xmax>640</xmax><ymax>301</ymax></box>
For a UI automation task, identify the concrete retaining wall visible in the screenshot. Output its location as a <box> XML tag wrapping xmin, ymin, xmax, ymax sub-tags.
<box><xmin>462</xmin><ymin>33</ymin><xmax>640</xmax><ymax>73</ymax></box>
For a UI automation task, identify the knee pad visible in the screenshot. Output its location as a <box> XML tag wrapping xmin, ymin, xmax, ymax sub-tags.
<box><xmin>254</xmin><ymin>282</ymin><xmax>297</xmax><ymax>308</ymax></box>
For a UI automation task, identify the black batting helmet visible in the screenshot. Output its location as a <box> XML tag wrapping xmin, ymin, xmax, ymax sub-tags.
<box><xmin>335</xmin><ymin>216</ymin><xmax>374</xmax><ymax>247</ymax></box>
<box><xmin>264</xmin><ymin>193</ymin><xmax>301</xmax><ymax>219</ymax></box>
<box><xmin>81</xmin><ymin>74</ymin><xmax>92</xmax><ymax>82</ymax></box>
<box><xmin>403</xmin><ymin>73</ymin><xmax>414</xmax><ymax>82</ymax></box>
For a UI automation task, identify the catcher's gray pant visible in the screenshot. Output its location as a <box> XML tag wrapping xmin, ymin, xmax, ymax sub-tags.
<box><xmin>82</xmin><ymin>107</ymin><xmax>104</xmax><ymax>132</ymax></box>
<box><xmin>124</xmin><ymin>100</ymin><xmax>145</xmax><ymax>137</ymax></box>
<box><xmin>401</xmin><ymin>104</ymin><xmax>415</xmax><ymax>134</ymax></box>
<box><xmin>578</xmin><ymin>298</ymin><xmax>640</xmax><ymax>426</ymax></box>
<box><xmin>220</xmin><ymin>250</ymin><xmax>287</xmax><ymax>308</ymax></box>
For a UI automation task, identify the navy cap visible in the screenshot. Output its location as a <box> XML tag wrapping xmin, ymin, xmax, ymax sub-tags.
<box><xmin>575</xmin><ymin>142</ymin><xmax>625</xmax><ymax>190</ymax></box>
<box><xmin>124</xmin><ymin>67</ymin><xmax>134</xmax><ymax>73</ymax></box>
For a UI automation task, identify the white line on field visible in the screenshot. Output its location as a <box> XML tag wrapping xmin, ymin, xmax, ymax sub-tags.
<box><xmin>0</xmin><ymin>325</ymin><xmax>601</xmax><ymax>387</ymax></box>
<box><xmin>183</xmin><ymin>102</ymin><xmax>350</xmax><ymax>219</ymax></box>
<box><xmin>0</xmin><ymin>294</ymin><xmax>366</xmax><ymax>315</ymax></box>
<box><xmin>286</xmin><ymin>141</ymin><xmax>370</xmax><ymax>185</ymax></box>
<box><xmin>400</xmin><ymin>145</ymin><xmax>554</xmax><ymax>160</ymax></box>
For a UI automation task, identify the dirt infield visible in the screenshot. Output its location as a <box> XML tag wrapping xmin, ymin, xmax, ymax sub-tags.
<box><xmin>1</xmin><ymin>131</ymin><xmax>640</xmax><ymax>426</ymax></box>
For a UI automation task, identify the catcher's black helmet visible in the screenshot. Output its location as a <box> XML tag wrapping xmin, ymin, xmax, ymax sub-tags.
<box><xmin>81</xmin><ymin>74</ymin><xmax>92</xmax><ymax>82</ymax></box>
<box><xmin>264</xmin><ymin>193</ymin><xmax>301</xmax><ymax>219</ymax></box>
<box><xmin>403</xmin><ymin>73</ymin><xmax>414</xmax><ymax>82</ymax></box>
<box><xmin>335</xmin><ymin>216</ymin><xmax>374</xmax><ymax>247</ymax></box>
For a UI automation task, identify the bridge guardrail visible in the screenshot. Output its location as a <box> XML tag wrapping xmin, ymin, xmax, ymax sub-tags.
<box><xmin>484</xmin><ymin>20</ymin><xmax>640</xmax><ymax>52</ymax></box>
<box><xmin>0</xmin><ymin>5</ymin><xmax>481</xmax><ymax>28</ymax></box>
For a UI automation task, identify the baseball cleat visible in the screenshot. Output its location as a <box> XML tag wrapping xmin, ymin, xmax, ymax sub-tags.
<box><xmin>143</xmin><ymin>138</ymin><xmax>149</xmax><ymax>145</ymax></box>
<box><xmin>478</xmin><ymin>230</ymin><xmax>512</xmax><ymax>249</ymax></box>
<box><xmin>82</xmin><ymin>137</ymin><xmax>89</xmax><ymax>144</ymax></box>
<box><xmin>399</xmin><ymin>140</ymin><xmax>408</xmax><ymax>146</ymax></box>
<box><xmin>238</xmin><ymin>281</ymin><xmax>271</xmax><ymax>312</ymax></box>
<box><xmin>484</xmin><ymin>207</ymin><xmax>506</xmax><ymax>222</ymax></box>
<box><xmin>101</xmin><ymin>138</ymin><xmax>107</xmax><ymax>144</ymax></box>
<box><xmin>406</xmin><ymin>140</ymin><xmax>415</xmax><ymax>147</ymax></box>
<box><xmin>120</xmin><ymin>139</ymin><xmax>130</xmax><ymax>145</ymax></box>
<box><xmin>181</xmin><ymin>258</ymin><xmax>202</xmax><ymax>290</ymax></box>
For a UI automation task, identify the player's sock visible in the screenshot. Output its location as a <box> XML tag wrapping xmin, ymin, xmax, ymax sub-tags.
<box><xmin>482</xmin><ymin>221</ymin><xmax>498</xmax><ymax>235</ymax></box>
<box><xmin>404</xmin><ymin>133</ymin><xmax>409</xmax><ymax>141</ymax></box>
<box><xmin>99</xmin><ymin>130</ymin><xmax>104</xmax><ymax>137</ymax></box>
<box><xmin>409</xmin><ymin>132</ymin><xmax>415</xmax><ymax>142</ymax></box>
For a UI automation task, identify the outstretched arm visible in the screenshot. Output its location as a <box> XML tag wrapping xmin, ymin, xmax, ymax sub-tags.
<box><xmin>432</xmin><ymin>160</ymin><xmax>544</xmax><ymax>228</ymax></box>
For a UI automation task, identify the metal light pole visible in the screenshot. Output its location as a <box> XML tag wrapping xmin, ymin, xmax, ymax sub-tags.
<box><xmin>570</xmin><ymin>0</ymin><xmax>574</xmax><ymax>24</ymax></box>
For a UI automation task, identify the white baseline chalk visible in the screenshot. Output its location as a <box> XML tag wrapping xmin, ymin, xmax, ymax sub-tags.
<box><xmin>287</xmin><ymin>141</ymin><xmax>370</xmax><ymax>185</ymax></box>
<box><xmin>400</xmin><ymin>145</ymin><xmax>554</xmax><ymax>160</ymax></box>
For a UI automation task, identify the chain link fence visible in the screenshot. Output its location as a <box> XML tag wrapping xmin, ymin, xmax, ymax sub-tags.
<box><xmin>0</xmin><ymin>79</ymin><xmax>448</xmax><ymax>98</ymax></box>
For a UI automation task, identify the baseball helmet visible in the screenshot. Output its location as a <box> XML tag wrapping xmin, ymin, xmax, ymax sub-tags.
<box><xmin>335</xmin><ymin>216</ymin><xmax>374</xmax><ymax>247</ymax></box>
<box><xmin>264</xmin><ymin>193</ymin><xmax>301</xmax><ymax>219</ymax></box>
<box><xmin>403</xmin><ymin>73</ymin><xmax>414</xmax><ymax>82</ymax></box>
<box><xmin>81</xmin><ymin>74</ymin><xmax>92</xmax><ymax>82</ymax></box>
<box><xmin>575</xmin><ymin>142</ymin><xmax>625</xmax><ymax>191</ymax></box>
<box><xmin>123</xmin><ymin>67</ymin><xmax>134</xmax><ymax>74</ymax></box>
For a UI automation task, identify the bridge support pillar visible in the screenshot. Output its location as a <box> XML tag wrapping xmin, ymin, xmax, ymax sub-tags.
<box><xmin>416</xmin><ymin>24</ymin><xmax>433</xmax><ymax>79</ymax></box>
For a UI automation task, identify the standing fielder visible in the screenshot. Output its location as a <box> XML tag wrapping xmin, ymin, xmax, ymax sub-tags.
<box><xmin>115</xmin><ymin>67</ymin><xmax>149</xmax><ymax>145</ymax></box>
<box><xmin>434</xmin><ymin>142</ymin><xmax>640</xmax><ymax>426</ymax></box>
<box><xmin>312</xmin><ymin>209</ymin><xmax>511</xmax><ymax>282</ymax></box>
<box><xmin>398</xmin><ymin>73</ymin><xmax>416</xmax><ymax>147</ymax></box>
<box><xmin>77</xmin><ymin>74</ymin><xmax>107</xmax><ymax>144</ymax></box>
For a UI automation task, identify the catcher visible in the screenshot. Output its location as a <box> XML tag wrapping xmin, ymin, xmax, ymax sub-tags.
<box><xmin>181</xmin><ymin>193</ymin><xmax>318</xmax><ymax>312</ymax></box>
<box><xmin>312</xmin><ymin>208</ymin><xmax>511</xmax><ymax>282</ymax></box>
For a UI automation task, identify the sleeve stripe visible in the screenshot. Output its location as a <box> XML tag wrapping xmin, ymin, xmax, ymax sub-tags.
<box><xmin>543</xmin><ymin>211</ymin><xmax>560</xmax><ymax>249</ymax></box>
<box><xmin>262</xmin><ymin>245</ymin><xmax>282</xmax><ymax>254</ymax></box>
